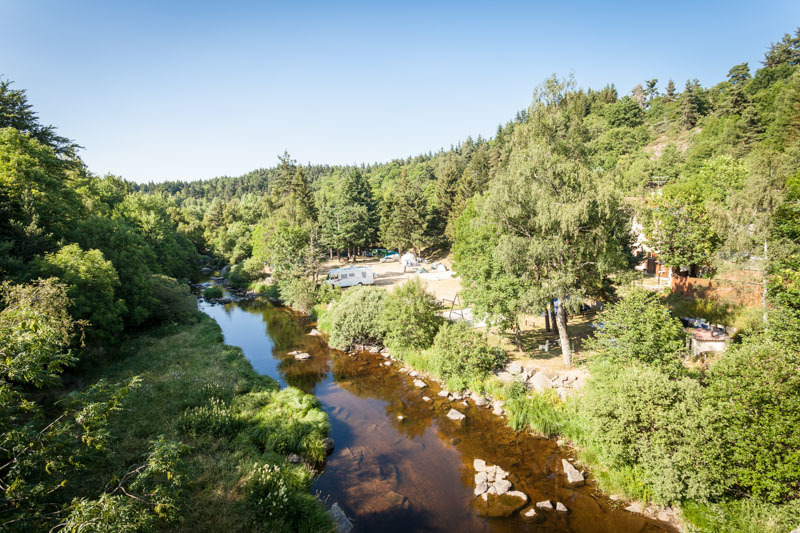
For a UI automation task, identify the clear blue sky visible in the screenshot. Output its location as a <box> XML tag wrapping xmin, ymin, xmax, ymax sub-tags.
<box><xmin>2</xmin><ymin>1</ymin><xmax>798</xmax><ymax>183</ymax></box>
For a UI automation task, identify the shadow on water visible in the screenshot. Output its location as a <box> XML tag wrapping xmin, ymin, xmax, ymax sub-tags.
<box><xmin>198</xmin><ymin>294</ymin><xmax>674</xmax><ymax>533</ymax></box>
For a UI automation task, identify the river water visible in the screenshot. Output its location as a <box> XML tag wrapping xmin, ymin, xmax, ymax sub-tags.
<box><xmin>198</xmin><ymin>294</ymin><xmax>672</xmax><ymax>533</ymax></box>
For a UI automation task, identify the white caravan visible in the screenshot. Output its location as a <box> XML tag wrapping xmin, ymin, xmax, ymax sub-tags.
<box><xmin>325</xmin><ymin>266</ymin><xmax>376</xmax><ymax>288</ymax></box>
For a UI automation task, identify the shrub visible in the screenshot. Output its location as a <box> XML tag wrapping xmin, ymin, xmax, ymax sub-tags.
<box><xmin>202</xmin><ymin>286</ymin><xmax>223</xmax><ymax>299</ymax></box>
<box><xmin>378</xmin><ymin>277</ymin><xmax>442</xmax><ymax>350</ymax></box>
<box><xmin>704</xmin><ymin>333</ymin><xmax>800</xmax><ymax>503</ymax></box>
<box><xmin>277</xmin><ymin>277</ymin><xmax>317</xmax><ymax>313</ymax></box>
<box><xmin>148</xmin><ymin>274</ymin><xmax>197</xmax><ymax>324</ymax></box>
<box><xmin>580</xmin><ymin>361</ymin><xmax>717</xmax><ymax>503</ymax></box>
<box><xmin>179</xmin><ymin>397</ymin><xmax>239</xmax><ymax>438</ymax></box>
<box><xmin>327</xmin><ymin>286</ymin><xmax>386</xmax><ymax>350</ymax></box>
<box><xmin>587</xmin><ymin>288</ymin><xmax>687</xmax><ymax>376</ymax></box>
<box><xmin>428</xmin><ymin>321</ymin><xmax>506</xmax><ymax>390</ymax></box>
<box><xmin>315</xmin><ymin>281</ymin><xmax>341</xmax><ymax>305</ymax></box>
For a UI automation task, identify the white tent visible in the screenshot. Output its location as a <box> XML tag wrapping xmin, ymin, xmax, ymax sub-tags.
<box><xmin>400</xmin><ymin>252</ymin><xmax>418</xmax><ymax>269</ymax></box>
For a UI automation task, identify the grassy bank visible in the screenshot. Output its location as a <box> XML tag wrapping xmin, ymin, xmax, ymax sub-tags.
<box><xmin>71</xmin><ymin>312</ymin><xmax>333</xmax><ymax>532</ymax></box>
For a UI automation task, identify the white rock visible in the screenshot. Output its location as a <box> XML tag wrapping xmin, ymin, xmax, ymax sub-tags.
<box><xmin>521</xmin><ymin>507</ymin><xmax>537</xmax><ymax>519</ymax></box>
<box><xmin>508</xmin><ymin>362</ymin><xmax>523</xmax><ymax>374</ymax></box>
<box><xmin>625</xmin><ymin>502</ymin><xmax>644</xmax><ymax>514</ymax></box>
<box><xmin>562</xmin><ymin>459</ymin><xmax>585</xmax><ymax>487</ymax></box>
<box><xmin>397</xmin><ymin>415</ymin><xmax>404</xmax><ymax>421</ymax></box>
<box><xmin>474</xmin><ymin>396</ymin><xmax>487</xmax><ymax>407</ymax></box>
<box><xmin>409</xmin><ymin>370</ymin><xmax>419</xmax><ymax>378</ymax></box>
<box><xmin>556</xmin><ymin>502</ymin><xmax>568</xmax><ymax>513</ymax></box>
<box><xmin>473</xmin><ymin>458</ymin><xmax>487</xmax><ymax>472</ymax></box>
<box><xmin>294</xmin><ymin>352</ymin><xmax>312</xmax><ymax>360</ymax></box>
<box><xmin>475</xmin><ymin>472</ymin><xmax>488</xmax><ymax>485</ymax></box>
<box><xmin>528</xmin><ymin>372</ymin><xmax>552</xmax><ymax>392</ymax></box>
<box><xmin>506</xmin><ymin>491</ymin><xmax>529</xmax><ymax>504</ymax></box>
<box><xmin>383</xmin><ymin>361</ymin><xmax>392</xmax><ymax>366</ymax></box>
<box><xmin>536</xmin><ymin>500</ymin><xmax>554</xmax><ymax>511</ymax></box>
<box><xmin>446</xmin><ymin>409</ymin><xmax>465</xmax><ymax>421</ymax></box>
<box><xmin>438</xmin><ymin>390</ymin><xmax>449</xmax><ymax>398</ymax></box>
<box><xmin>422</xmin><ymin>396</ymin><xmax>431</xmax><ymax>402</ymax></box>
<box><xmin>474</xmin><ymin>482</ymin><xmax>488</xmax><ymax>496</ymax></box>
<box><xmin>413</xmin><ymin>379</ymin><xmax>427</xmax><ymax>389</ymax></box>
<box><xmin>308</xmin><ymin>328</ymin><xmax>322</xmax><ymax>336</ymax></box>
<box><xmin>494</xmin><ymin>479</ymin><xmax>512</xmax><ymax>495</ymax></box>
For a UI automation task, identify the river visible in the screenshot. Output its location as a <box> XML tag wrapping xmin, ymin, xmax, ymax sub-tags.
<box><xmin>198</xmin><ymin>291</ymin><xmax>672</xmax><ymax>533</ymax></box>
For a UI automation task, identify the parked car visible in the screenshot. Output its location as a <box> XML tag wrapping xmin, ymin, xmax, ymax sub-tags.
<box><xmin>325</xmin><ymin>266</ymin><xmax>376</xmax><ymax>287</ymax></box>
<box><xmin>380</xmin><ymin>252</ymin><xmax>399</xmax><ymax>263</ymax></box>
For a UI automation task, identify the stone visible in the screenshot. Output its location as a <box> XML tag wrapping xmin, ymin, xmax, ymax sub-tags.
<box><xmin>383</xmin><ymin>361</ymin><xmax>392</xmax><ymax>366</ymax></box>
<box><xmin>496</xmin><ymin>371</ymin><xmax>514</xmax><ymax>383</ymax></box>
<box><xmin>657</xmin><ymin>510</ymin><xmax>671</xmax><ymax>522</ymax></box>
<box><xmin>487</xmin><ymin>485</ymin><xmax>497</xmax><ymax>495</ymax></box>
<box><xmin>492</xmin><ymin>400</ymin><xmax>504</xmax><ymax>416</ymax></box>
<box><xmin>493</xmin><ymin>479</ymin><xmax>512</xmax><ymax>495</ymax></box>
<box><xmin>294</xmin><ymin>352</ymin><xmax>312</xmax><ymax>360</ymax></box>
<box><xmin>494</xmin><ymin>467</ymin><xmax>508</xmax><ymax>480</ymax></box>
<box><xmin>308</xmin><ymin>328</ymin><xmax>322</xmax><ymax>336</ymax></box>
<box><xmin>413</xmin><ymin>379</ymin><xmax>427</xmax><ymax>389</ymax></box>
<box><xmin>625</xmin><ymin>502</ymin><xmax>644</xmax><ymax>514</ymax></box>
<box><xmin>287</xmin><ymin>453</ymin><xmax>302</xmax><ymax>464</ymax></box>
<box><xmin>473</xmin><ymin>491</ymin><xmax>529</xmax><ymax>518</ymax></box>
<box><xmin>528</xmin><ymin>372</ymin><xmax>552</xmax><ymax>392</ymax></box>
<box><xmin>368</xmin><ymin>346</ymin><xmax>380</xmax><ymax>354</ymax></box>
<box><xmin>507</xmin><ymin>362</ymin><xmax>523</xmax><ymax>374</ymax></box>
<box><xmin>536</xmin><ymin>500</ymin><xmax>554</xmax><ymax>511</ymax></box>
<box><xmin>422</xmin><ymin>396</ymin><xmax>431</xmax><ymax>402</ymax></box>
<box><xmin>609</xmin><ymin>494</ymin><xmax>620</xmax><ymax>501</ymax></box>
<box><xmin>475</xmin><ymin>472</ymin><xmax>488</xmax><ymax>485</ymax></box>
<box><xmin>397</xmin><ymin>415</ymin><xmax>404</xmax><ymax>421</ymax></box>
<box><xmin>521</xmin><ymin>506</ymin><xmax>538</xmax><ymax>520</ymax></box>
<box><xmin>451</xmin><ymin>391</ymin><xmax>463</xmax><ymax>401</ymax></box>
<box><xmin>409</xmin><ymin>371</ymin><xmax>419</xmax><ymax>378</ymax></box>
<box><xmin>399</xmin><ymin>367</ymin><xmax>409</xmax><ymax>373</ymax></box>
<box><xmin>446</xmin><ymin>409</ymin><xmax>465</xmax><ymax>421</ymax></box>
<box><xmin>473</xmin><ymin>458</ymin><xmax>487</xmax><ymax>472</ymax></box>
<box><xmin>562</xmin><ymin>459</ymin><xmax>585</xmax><ymax>487</ymax></box>
<box><xmin>556</xmin><ymin>502</ymin><xmax>568</xmax><ymax>513</ymax></box>
<box><xmin>322</xmin><ymin>438</ymin><xmax>335</xmax><ymax>454</ymax></box>
<box><xmin>474</xmin><ymin>396</ymin><xmax>487</xmax><ymax>407</ymax></box>
<box><xmin>330</xmin><ymin>503</ymin><xmax>353</xmax><ymax>533</ymax></box>
<box><xmin>438</xmin><ymin>390</ymin><xmax>450</xmax><ymax>398</ymax></box>
<box><xmin>474</xmin><ymin>482</ymin><xmax>489</xmax><ymax>496</ymax></box>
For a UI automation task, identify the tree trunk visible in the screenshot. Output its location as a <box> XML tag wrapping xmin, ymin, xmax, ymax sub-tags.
<box><xmin>555</xmin><ymin>299</ymin><xmax>572</xmax><ymax>368</ymax></box>
<box><xmin>514</xmin><ymin>320</ymin><xmax>522</xmax><ymax>351</ymax></box>
<box><xmin>544</xmin><ymin>304</ymin><xmax>551</xmax><ymax>333</ymax></box>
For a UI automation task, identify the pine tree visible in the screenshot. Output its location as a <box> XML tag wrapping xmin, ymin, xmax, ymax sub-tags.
<box><xmin>664</xmin><ymin>79</ymin><xmax>676</xmax><ymax>102</ymax></box>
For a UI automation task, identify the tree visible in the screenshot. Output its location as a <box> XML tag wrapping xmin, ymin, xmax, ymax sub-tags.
<box><xmin>587</xmin><ymin>288</ymin><xmax>687</xmax><ymax>376</ymax></box>
<box><xmin>378</xmin><ymin>277</ymin><xmax>442</xmax><ymax>349</ymax></box>
<box><xmin>763</xmin><ymin>27</ymin><xmax>800</xmax><ymax>68</ymax></box>
<box><xmin>379</xmin><ymin>169</ymin><xmax>431</xmax><ymax>256</ymax></box>
<box><xmin>38</xmin><ymin>244</ymin><xmax>126</xmax><ymax>342</ymax></box>
<box><xmin>470</xmin><ymin>76</ymin><xmax>631</xmax><ymax>366</ymax></box>
<box><xmin>644</xmin><ymin>78</ymin><xmax>659</xmax><ymax>101</ymax></box>
<box><xmin>664</xmin><ymin>79</ymin><xmax>676</xmax><ymax>102</ymax></box>
<box><xmin>681</xmin><ymin>80</ymin><xmax>700</xmax><ymax>128</ymax></box>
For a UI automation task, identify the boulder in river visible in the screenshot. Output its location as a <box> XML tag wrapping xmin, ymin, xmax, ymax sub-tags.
<box><xmin>521</xmin><ymin>506</ymin><xmax>539</xmax><ymax>520</ymax></box>
<box><xmin>562</xmin><ymin>459</ymin><xmax>585</xmax><ymax>487</ymax></box>
<box><xmin>308</xmin><ymin>328</ymin><xmax>322</xmax><ymax>336</ymax></box>
<box><xmin>494</xmin><ymin>478</ymin><xmax>512</xmax><ymax>495</ymax></box>
<box><xmin>294</xmin><ymin>352</ymin><xmax>312</xmax><ymax>360</ymax></box>
<box><xmin>473</xmin><ymin>491</ymin><xmax>529</xmax><ymax>518</ymax></box>
<box><xmin>322</xmin><ymin>438</ymin><xmax>335</xmax><ymax>455</ymax></box>
<box><xmin>474</xmin><ymin>458</ymin><xmax>487</xmax><ymax>472</ymax></box>
<box><xmin>536</xmin><ymin>500</ymin><xmax>554</xmax><ymax>511</ymax></box>
<box><xmin>413</xmin><ymin>379</ymin><xmax>427</xmax><ymax>389</ymax></box>
<box><xmin>473</xmin><ymin>396</ymin><xmax>487</xmax><ymax>407</ymax></box>
<box><xmin>446</xmin><ymin>409</ymin><xmax>465</xmax><ymax>421</ymax></box>
<box><xmin>556</xmin><ymin>502</ymin><xmax>568</xmax><ymax>513</ymax></box>
<box><xmin>438</xmin><ymin>390</ymin><xmax>450</xmax><ymax>398</ymax></box>
<box><xmin>330</xmin><ymin>503</ymin><xmax>353</xmax><ymax>533</ymax></box>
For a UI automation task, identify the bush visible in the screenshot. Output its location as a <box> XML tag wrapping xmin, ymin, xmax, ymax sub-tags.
<box><xmin>327</xmin><ymin>286</ymin><xmax>386</xmax><ymax>350</ymax></box>
<box><xmin>277</xmin><ymin>277</ymin><xmax>317</xmax><ymax>313</ymax></box>
<box><xmin>587</xmin><ymin>288</ymin><xmax>687</xmax><ymax>376</ymax></box>
<box><xmin>179</xmin><ymin>397</ymin><xmax>239</xmax><ymax>437</ymax></box>
<box><xmin>580</xmin><ymin>361</ymin><xmax>717</xmax><ymax>503</ymax></box>
<box><xmin>203</xmin><ymin>286</ymin><xmax>223</xmax><ymax>299</ymax></box>
<box><xmin>148</xmin><ymin>274</ymin><xmax>197</xmax><ymax>324</ymax></box>
<box><xmin>315</xmin><ymin>281</ymin><xmax>341</xmax><ymax>305</ymax></box>
<box><xmin>704</xmin><ymin>333</ymin><xmax>800</xmax><ymax>503</ymax></box>
<box><xmin>428</xmin><ymin>321</ymin><xmax>506</xmax><ymax>390</ymax></box>
<box><xmin>378</xmin><ymin>277</ymin><xmax>442</xmax><ymax>350</ymax></box>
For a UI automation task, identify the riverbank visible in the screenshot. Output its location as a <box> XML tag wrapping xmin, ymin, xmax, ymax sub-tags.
<box><xmin>73</xmin><ymin>312</ymin><xmax>334</xmax><ymax>532</ymax></box>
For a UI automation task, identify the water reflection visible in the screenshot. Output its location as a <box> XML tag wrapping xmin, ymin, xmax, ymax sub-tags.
<box><xmin>198</xmin><ymin>296</ymin><xmax>673</xmax><ymax>533</ymax></box>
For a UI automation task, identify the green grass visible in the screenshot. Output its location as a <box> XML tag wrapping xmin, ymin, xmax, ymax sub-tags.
<box><xmin>73</xmin><ymin>312</ymin><xmax>334</xmax><ymax>533</ymax></box>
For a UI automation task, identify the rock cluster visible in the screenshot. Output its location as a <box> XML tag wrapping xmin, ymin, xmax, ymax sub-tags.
<box><xmin>471</xmin><ymin>459</ymin><xmax>528</xmax><ymax>517</ymax></box>
<box><xmin>288</xmin><ymin>350</ymin><xmax>311</xmax><ymax>360</ymax></box>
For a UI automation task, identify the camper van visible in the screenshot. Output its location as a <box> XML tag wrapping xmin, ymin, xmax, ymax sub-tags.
<box><xmin>325</xmin><ymin>266</ymin><xmax>376</xmax><ymax>288</ymax></box>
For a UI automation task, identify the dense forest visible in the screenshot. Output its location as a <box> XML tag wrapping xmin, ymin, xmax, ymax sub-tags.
<box><xmin>2</xmin><ymin>27</ymin><xmax>800</xmax><ymax>532</ymax></box>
